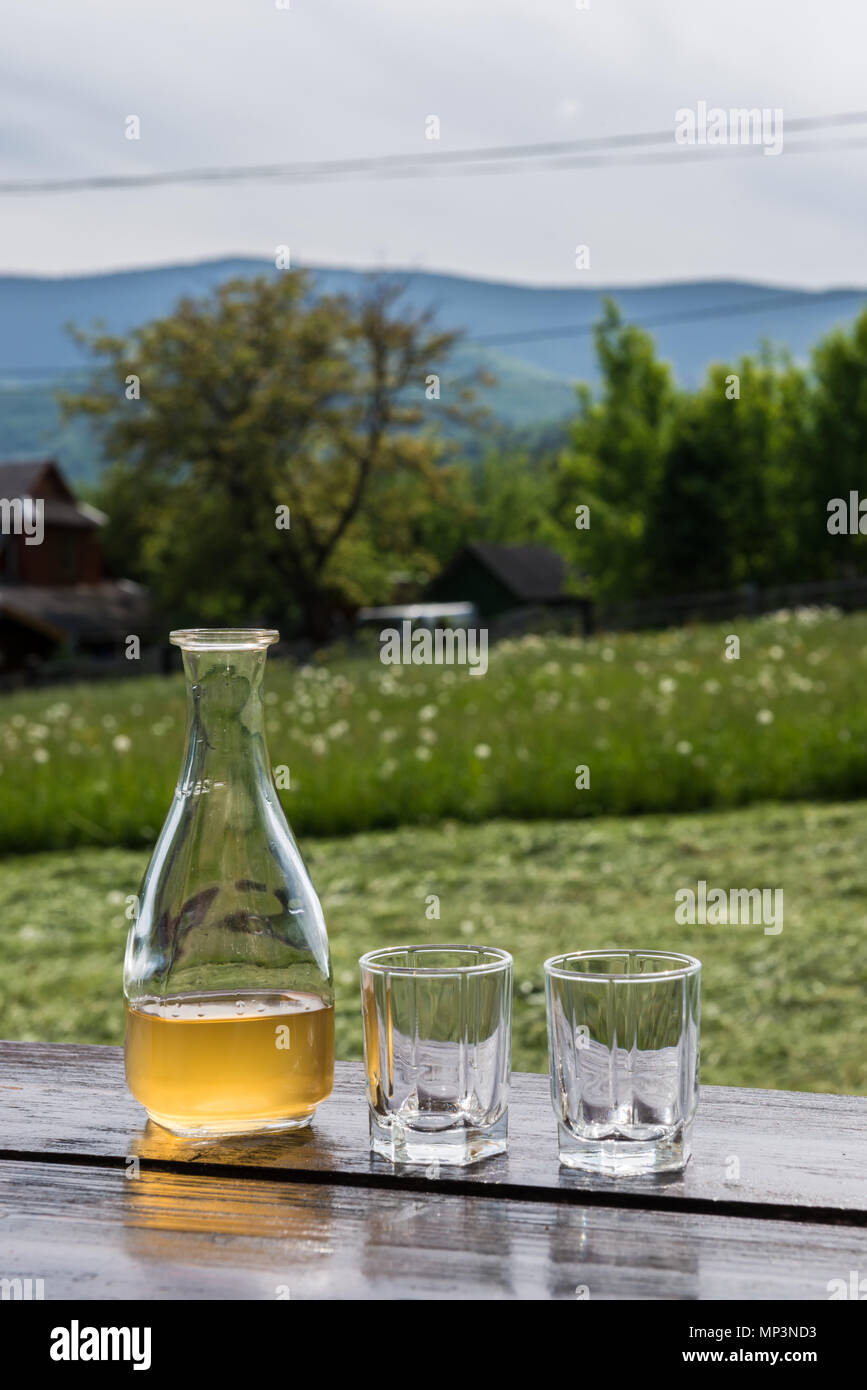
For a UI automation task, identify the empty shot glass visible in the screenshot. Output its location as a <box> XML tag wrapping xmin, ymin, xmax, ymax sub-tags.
<box><xmin>359</xmin><ymin>944</ymin><xmax>513</xmax><ymax>1166</ymax></box>
<box><xmin>544</xmin><ymin>950</ymin><xmax>700</xmax><ymax>1176</ymax></box>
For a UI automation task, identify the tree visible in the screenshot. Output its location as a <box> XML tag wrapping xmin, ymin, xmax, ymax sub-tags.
<box><xmin>555</xmin><ymin>301</ymin><xmax>833</xmax><ymax>600</ymax></box>
<box><xmin>555</xmin><ymin>300</ymin><xmax>678</xmax><ymax>598</ymax></box>
<box><xmin>63</xmin><ymin>272</ymin><xmax>478</xmax><ymax>636</ymax></box>
<box><xmin>648</xmin><ymin>396</ymin><xmax>733</xmax><ymax>593</ymax></box>
<box><xmin>804</xmin><ymin>310</ymin><xmax>867</xmax><ymax>575</ymax></box>
<box><xmin>648</xmin><ymin>348</ymin><xmax>811</xmax><ymax>594</ymax></box>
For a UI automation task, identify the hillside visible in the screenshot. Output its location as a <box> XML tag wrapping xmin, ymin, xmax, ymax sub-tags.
<box><xmin>1</xmin><ymin>259</ymin><xmax>865</xmax><ymax>482</ymax></box>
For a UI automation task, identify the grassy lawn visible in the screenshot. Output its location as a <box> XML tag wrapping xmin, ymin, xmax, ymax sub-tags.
<box><xmin>2</xmin><ymin>798</ymin><xmax>864</xmax><ymax>1095</ymax></box>
<box><xmin>0</xmin><ymin>608</ymin><xmax>866</xmax><ymax>854</ymax></box>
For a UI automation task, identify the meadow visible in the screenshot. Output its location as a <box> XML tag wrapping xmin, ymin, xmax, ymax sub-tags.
<box><xmin>1</xmin><ymin>800</ymin><xmax>864</xmax><ymax>1094</ymax></box>
<box><xmin>0</xmin><ymin>607</ymin><xmax>865</xmax><ymax>854</ymax></box>
<box><xmin>1</xmin><ymin>606</ymin><xmax>864</xmax><ymax>1095</ymax></box>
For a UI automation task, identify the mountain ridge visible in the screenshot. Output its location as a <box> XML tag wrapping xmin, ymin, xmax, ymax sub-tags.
<box><xmin>2</xmin><ymin>259</ymin><xmax>866</xmax><ymax>482</ymax></box>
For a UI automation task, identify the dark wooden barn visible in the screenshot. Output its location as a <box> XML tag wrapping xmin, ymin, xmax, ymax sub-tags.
<box><xmin>0</xmin><ymin>458</ymin><xmax>153</xmax><ymax>673</ymax></box>
<box><xmin>426</xmin><ymin>541</ymin><xmax>591</xmax><ymax>631</ymax></box>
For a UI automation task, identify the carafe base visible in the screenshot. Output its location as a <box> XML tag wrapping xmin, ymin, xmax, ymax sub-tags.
<box><xmin>143</xmin><ymin>1107</ymin><xmax>317</xmax><ymax>1139</ymax></box>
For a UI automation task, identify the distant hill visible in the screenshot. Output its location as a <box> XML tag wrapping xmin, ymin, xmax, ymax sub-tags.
<box><xmin>1</xmin><ymin>258</ymin><xmax>865</xmax><ymax>483</ymax></box>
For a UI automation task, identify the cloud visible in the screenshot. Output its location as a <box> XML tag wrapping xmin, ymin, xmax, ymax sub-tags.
<box><xmin>1</xmin><ymin>0</ymin><xmax>866</xmax><ymax>284</ymax></box>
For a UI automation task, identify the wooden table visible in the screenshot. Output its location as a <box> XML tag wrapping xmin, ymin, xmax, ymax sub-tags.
<box><xmin>1</xmin><ymin>1040</ymin><xmax>865</xmax><ymax>1301</ymax></box>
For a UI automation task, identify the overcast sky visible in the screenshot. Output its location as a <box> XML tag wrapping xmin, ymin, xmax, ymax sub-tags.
<box><xmin>2</xmin><ymin>0</ymin><xmax>866</xmax><ymax>286</ymax></box>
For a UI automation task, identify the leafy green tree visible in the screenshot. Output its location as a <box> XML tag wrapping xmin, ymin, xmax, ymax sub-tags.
<box><xmin>649</xmin><ymin>348</ymin><xmax>811</xmax><ymax>593</ymax></box>
<box><xmin>555</xmin><ymin>300</ymin><xmax>678</xmax><ymax>597</ymax></box>
<box><xmin>647</xmin><ymin>394</ymin><xmax>732</xmax><ymax>593</ymax></box>
<box><xmin>63</xmin><ymin>273</ymin><xmax>476</xmax><ymax>635</ymax></box>
<box><xmin>803</xmin><ymin>310</ymin><xmax>867</xmax><ymax>575</ymax></box>
<box><xmin>460</xmin><ymin>447</ymin><xmax>560</xmax><ymax>546</ymax></box>
<box><xmin>555</xmin><ymin>301</ymin><xmax>848</xmax><ymax>600</ymax></box>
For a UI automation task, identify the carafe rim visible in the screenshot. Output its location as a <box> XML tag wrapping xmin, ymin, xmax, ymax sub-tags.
<box><xmin>170</xmin><ymin>628</ymin><xmax>279</xmax><ymax>651</ymax></box>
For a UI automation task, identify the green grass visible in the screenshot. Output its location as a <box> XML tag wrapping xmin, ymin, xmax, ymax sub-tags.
<box><xmin>2</xmin><ymin>799</ymin><xmax>864</xmax><ymax>1094</ymax></box>
<box><xmin>1</xmin><ymin>606</ymin><xmax>866</xmax><ymax>854</ymax></box>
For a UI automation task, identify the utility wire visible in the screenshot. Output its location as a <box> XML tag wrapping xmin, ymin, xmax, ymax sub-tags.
<box><xmin>473</xmin><ymin>288</ymin><xmax>867</xmax><ymax>346</ymax></box>
<box><xmin>400</xmin><ymin>134</ymin><xmax>867</xmax><ymax>182</ymax></box>
<box><xmin>1</xmin><ymin>111</ymin><xmax>867</xmax><ymax>195</ymax></box>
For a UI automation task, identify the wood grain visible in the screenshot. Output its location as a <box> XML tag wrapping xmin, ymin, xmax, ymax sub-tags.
<box><xmin>1</xmin><ymin>1158</ymin><xmax>864</xmax><ymax>1301</ymax></box>
<box><xmin>2</xmin><ymin>1041</ymin><xmax>865</xmax><ymax>1222</ymax></box>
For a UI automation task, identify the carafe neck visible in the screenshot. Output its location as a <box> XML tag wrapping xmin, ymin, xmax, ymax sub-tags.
<box><xmin>178</xmin><ymin>646</ymin><xmax>272</xmax><ymax>793</ymax></box>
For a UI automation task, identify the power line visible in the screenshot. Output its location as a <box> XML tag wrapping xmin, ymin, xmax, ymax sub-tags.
<box><xmin>422</xmin><ymin>134</ymin><xmax>867</xmax><ymax>182</ymax></box>
<box><xmin>1</xmin><ymin>111</ymin><xmax>867</xmax><ymax>195</ymax></box>
<box><xmin>473</xmin><ymin>288</ymin><xmax>867</xmax><ymax>346</ymax></box>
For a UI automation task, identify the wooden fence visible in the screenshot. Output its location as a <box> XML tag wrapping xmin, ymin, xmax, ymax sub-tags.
<box><xmin>487</xmin><ymin>576</ymin><xmax>867</xmax><ymax>640</ymax></box>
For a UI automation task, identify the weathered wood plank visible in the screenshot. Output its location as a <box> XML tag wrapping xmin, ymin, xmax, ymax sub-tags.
<box><xmin>1</xmin><ymin>1158</ymin><xmax>863</xmax><ymax>1300</ymax></box>
<box><xmin>2</xmin><ymin>1042</ymin><xmax>865</xmax><ymax>1219</ymax></box>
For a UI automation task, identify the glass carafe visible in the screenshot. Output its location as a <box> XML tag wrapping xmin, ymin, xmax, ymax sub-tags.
<box><xmin>123</xmin><ymin>628</ymin><xmax>334</xmax><ymax>1137</ymax></box>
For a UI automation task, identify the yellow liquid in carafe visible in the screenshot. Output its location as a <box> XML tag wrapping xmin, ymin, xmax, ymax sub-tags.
<box><xmin>125</xmin><ymin>991</ymin><xmax>334</xmax><ymax>1136</ymax></box>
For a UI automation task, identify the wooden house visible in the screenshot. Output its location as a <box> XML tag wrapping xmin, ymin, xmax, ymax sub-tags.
<box><xmin>0</xmin><ymin>458</ymin><xmax>153</xmax><ymax>672</ymax></box>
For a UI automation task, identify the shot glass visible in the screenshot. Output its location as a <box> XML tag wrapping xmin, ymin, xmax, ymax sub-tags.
<box><xmin>544</xmin><ymin>950</ymin><xmax>700</xmax><ymax>1176</ymax></box>
<box><xmin>359</xmin><ymin>944</ymin><xmax>512</xmax><ymax>1166</ymax></box>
